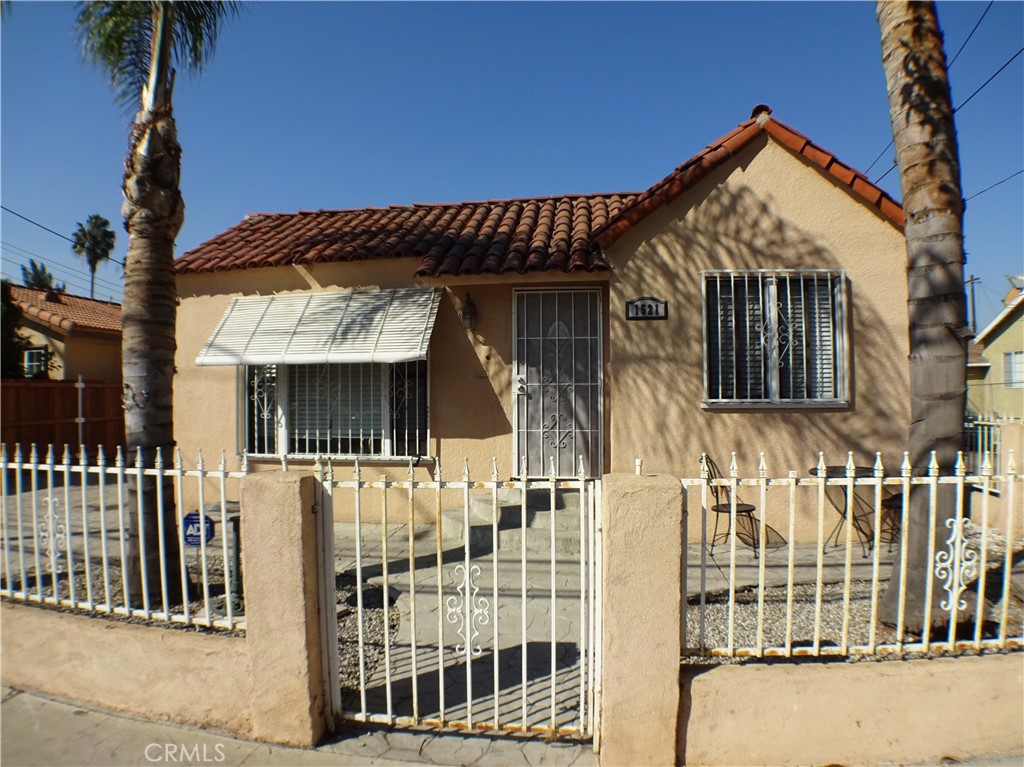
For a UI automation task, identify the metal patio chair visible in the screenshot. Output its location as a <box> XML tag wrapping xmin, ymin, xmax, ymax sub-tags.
<box><xmin>705</xmin><ymin>455</ymin><xmax>761</xmax><ymax>558</ymax></box>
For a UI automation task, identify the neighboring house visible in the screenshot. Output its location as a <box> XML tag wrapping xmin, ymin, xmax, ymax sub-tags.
<box><xmin>9</xmin><ymin>286</ymin><xmax>122</xmax><ymax>380</ymax></box>
<box><xmin>174</xmin><ymin>105</ymin><xmax>910</xmax><ymax>494</ymax></box>
<box><xmin>968</xmin><ymin>283</ymin><xmax>1024</xmax><ymax>419</ymax></box>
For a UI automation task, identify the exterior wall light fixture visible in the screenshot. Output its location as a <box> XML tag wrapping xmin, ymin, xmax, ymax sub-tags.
<box><xmin>460</xmin><ymin>293</ymin><xmax>477</xmax><ymax>330</ymax></box>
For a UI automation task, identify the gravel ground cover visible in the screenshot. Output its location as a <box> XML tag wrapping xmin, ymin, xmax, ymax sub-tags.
<box><xmin>685</xmin><ymin>520</ymin><xmax>1024</xmax><ymax>663</ymax></box>
<box><xmin>334</xmin><ymin>572</ymin><xmax>401</xmax><ymax>705</ymax></box>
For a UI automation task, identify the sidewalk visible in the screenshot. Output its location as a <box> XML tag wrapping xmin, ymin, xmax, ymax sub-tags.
<box><xmin>4</xmin><ymin>686</ymin><xmax>1020</xmax><ymax>767</ymax></box>
<box><xmin>0</xmin><ymin>686</ymin><xmax>594</xmax><ymax>767</ymax></box>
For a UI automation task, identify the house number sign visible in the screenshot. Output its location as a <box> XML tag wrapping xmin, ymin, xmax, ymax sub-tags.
<box><xmin>626</xmin><ymin>296</ymin><xmax>668</xmax><ymax>320</ymax></box>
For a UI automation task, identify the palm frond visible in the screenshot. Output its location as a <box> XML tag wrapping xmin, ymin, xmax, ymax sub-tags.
<box><xmin>75</xmin><ymin>1</ymin><xmax>151</xmax><ymax>112</ymax></box>
<box><xmin>76</xmin><ymin>1</ymin><xmax>241</xmax><ymax>113</ymax></box>
<box><xmin>171</xmin><ymin>1</ymin><xmax>242</xmax><ymax>77</ymax></box>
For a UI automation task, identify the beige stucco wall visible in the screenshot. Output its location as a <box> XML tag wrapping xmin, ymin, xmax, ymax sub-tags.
<box><xmin>175</xmin><ymin>259</ymin><xmax>598</xmax><ymax>519</ymax></box>
<box><xmin>972</xmin><ymin>306</ymin><xmax>1024</xmax><ymax>418</ymax></box>
<box><xmin>680</xmin><ymin>654</ymin><xmax>1024</xmax><ymax>767</ymax></box>
<box><xmin>604</xmin><ymin>136</ymin><xmax>910</xmax><ymax>541</ymax></box>
<box><xmin>62</xmin><ymin>334</ymin><xmax>122</xmax><ymax>381</ymax></box>
<box><xmin>17</xmin><ymin>319</ymin><xmax>121</xmax><ymax>381</ymax></box>
<box><xmin>0</xmin><ymin>472</ymin><xmax>329</xmax><ymax>747</ymax></box>
<box><xmin>174</xmin><ymin>134</ymin><xmax>910</xmax><ymax>533</ymax></box>
<box><xmin>1</xmin><ymin>603</ymin><xmax>251</xmax><ymax>731</ymax></box>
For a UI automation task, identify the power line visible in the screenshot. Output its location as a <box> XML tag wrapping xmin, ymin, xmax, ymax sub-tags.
<box><xmin>865</xmin><ymin>2</ymin><xmax>991</xmax><ymax>176</ymax></box>
<box><xmin>872</xmin><ymin>45</ymin><xmax>1024</xmax><ymax>185</ymax></box>
<box><xmin>875</xmin><ymin>163</ymin><xmax>897</xmax><ymax>185</ymax></box>
<box><xmin>953</xmin><ymin>46</ymin><xmax>1024</xmax><ymax>114</ymax></box>
<box><xmin>965</xmin><ymin>169</ymin><xmax>1023</xmax><ymax>201</ymax></box>
<box><xmin>1</xmin><ymin>205</ymin><xmax>75</xmax><ymax>243</ymax></box>
<box><xmin>864</xmin><ymin>139</ymin><xmax>895</xmax><ymax>176</ymax></box>
<box><xmin>866</xmin><ymin>2</ymin><xmax>1000</xmax><ymax>178</ymax></box>
<box><xmin>947</xmin><ymin>1</ymin><xmax>993</xmax><ymax>69</ymax></box>
<box><xmin>0</xmin><ymin>205</ymin><xmax>126</xmax><ymax>267</ymax></box>
<box><xmin>2</xmin><ymin>240</ymin><xmax>124</xmax><ymax>290</ymax></box>
<box><xmin>1</xmin><ymin>243</ymin><xmax>125</xmax><ymax>295</ymax></box>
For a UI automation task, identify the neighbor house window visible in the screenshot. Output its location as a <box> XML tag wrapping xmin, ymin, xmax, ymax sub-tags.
<box><xmin>23</xmin><ymin>347</ymin><xmax>47</xmax><ymax>378</ymax></box>
<box><xmin>245</xmin><ymin>361</ymin><xmax>428</xmax><ymax>458</ymax></box>
<box><xmin>703</xmin><ymin>270</ymin><xmax>848</xmax><ymax>406</ymax></box>
<box><xmin>1005</xmin><ymin>351</ymin><xmax>1024</xmax><ymax>388</ymax></box>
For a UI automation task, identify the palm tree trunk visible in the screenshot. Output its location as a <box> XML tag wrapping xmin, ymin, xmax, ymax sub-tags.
<box><xmin>122</xmin><ymin>1</ymin><xmax>188</xmax><ymax>605</ymax></box>
<box><xmin>875</xmin><ymin>1</ymin><xmax>969</xmax><ymax>631</ymax></box>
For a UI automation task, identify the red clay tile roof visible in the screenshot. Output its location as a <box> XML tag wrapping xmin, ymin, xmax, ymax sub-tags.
<box><xmin>177</xmin><ymin>106</ymin><xmax>903</xmax><ymax>277</ymax></box>
<box><xmin>592</xmin><ymin>105</ymin><xmax>904</xmax><ymax>250</ymax></box>
<box><xmin>10</xmin><ymin>286</ymin><xmax>121</xmax><ymax>336</ymax></box>
<box><xmin>176</xmin><ymin>195</ymin><xmax>637</xmax><ymax>277</ymax></box>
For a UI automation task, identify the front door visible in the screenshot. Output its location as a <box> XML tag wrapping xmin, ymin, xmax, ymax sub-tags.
<box><xmin>514</xmin><ymin>290</ymin><xmax>602</xmax><ymax>477</ymax></box>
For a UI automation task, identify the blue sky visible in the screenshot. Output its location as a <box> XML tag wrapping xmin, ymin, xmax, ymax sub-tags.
<box><xmin>2</xmin><ymin>1</ymin><xmax>1021</xmax><ymax>328</ymax></box>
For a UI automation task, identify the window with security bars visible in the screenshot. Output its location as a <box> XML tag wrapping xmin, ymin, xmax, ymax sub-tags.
<box><xmin>245</xmin><ymin>361</ymin><xmax>428</xmax><ymax>458</ymax></box>
<box><xmin>703</xmin><ymin>270</ymin><xmax>848</xmax><ymax>405</ymax></box>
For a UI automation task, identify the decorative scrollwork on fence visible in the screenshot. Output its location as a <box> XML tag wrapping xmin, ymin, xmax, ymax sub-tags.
<box><xmin>37</xmin><ymin>497</ymin><xmax>67</xmax><ymax>574</ymax></box>
<box><xmin>934</xmin><ymin>516</ymin><xmax>979</xmax><ymax>612</ymax></box>
<box><xmin>445</xmin><ymin>563</ymin><xmax>490</xmax><ymax>656</ymax></box>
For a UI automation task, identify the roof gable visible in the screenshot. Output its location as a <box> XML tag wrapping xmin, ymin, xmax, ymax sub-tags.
<box><xmin>176</xmin><ymin>106</ymin><xmax>904</xmax><ymax>279</ymax></box>
<box><xmin>593</xmin><ymin>106</ymin><xmax>904</xmax><ymax>250</ymax></box>
<box><xmin>10</xmin><ymin>286</ymin><xmax>122</xmax><ymax>336</ymax></box>
<box><xmin>976</xmin><ymin>292</ymin><xmax>1024</xmax><ymax>347</ymax></box>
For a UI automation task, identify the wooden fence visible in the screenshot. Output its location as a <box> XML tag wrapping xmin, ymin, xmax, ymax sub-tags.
<box><xmin>1</xmin><ymin>378</ymin><xmax>124</xmax><ymax>454</ymax></box>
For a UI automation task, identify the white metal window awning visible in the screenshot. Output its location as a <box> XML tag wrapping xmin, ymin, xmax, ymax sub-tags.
<box><xmin>196</xmin><ymin>288</ymin><xmax>442</xmax><ymax>366</ymax></box>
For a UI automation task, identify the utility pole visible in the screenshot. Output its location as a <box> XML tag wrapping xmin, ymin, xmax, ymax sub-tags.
<box><xmin>965</xmin><ymin>274</ymin><xmax>980</xmax><ymax>334</ymax></box>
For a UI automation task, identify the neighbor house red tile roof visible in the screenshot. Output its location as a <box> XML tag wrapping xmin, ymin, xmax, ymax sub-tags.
<box><xmin>10</xmin><ymin>286</ymin><xmax>121</xmax><ymax>335</ymax></box>
<box><xmin>176</xmin><ymin>106</ymin><xmax>904</xmax><ymax>278</ymax></box>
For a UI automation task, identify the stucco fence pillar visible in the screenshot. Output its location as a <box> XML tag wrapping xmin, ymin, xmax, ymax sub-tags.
<box><xmin>1</xmin><ymin>471</ymin><xmax>329</xmax><ymax>748</ymax></box>
<box><xmin>599</xmin><ymin>473</ymin><xmax>683</xmax><ymax>767</ymax></box>
<box><xmin>240</xmin><ymin>471</ymin><xmax>328</xmax><ymax>746</ymax></box>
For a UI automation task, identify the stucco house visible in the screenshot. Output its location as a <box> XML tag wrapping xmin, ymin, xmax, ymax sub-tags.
<box><xmin>174</xmin><ymin>105</ymin><xmax>911</xmax><ymax>505</ymax></box>
<box><xmin>9</xmin><ymin>285</ymin><xmax>122</xmax><ymax>380</ymax></box>
<box><xmin>968</xmin><ymin>282</ymin><xmax>1024</xmax><ymax>419</ymax></box>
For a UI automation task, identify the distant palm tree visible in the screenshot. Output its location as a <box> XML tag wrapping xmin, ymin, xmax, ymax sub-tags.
<box><xmin>72</xmin><ymin>214</ymin><xmax>116</xmax><ymax>298</ymax></box>
<box><xmin>20</xmin><ymin>259</ymin><xmax>66</xmax><ymax>292</ymax></box>
<box><xmin>1</xmin><ymin>280</ymin><xmax>30</xmax><ymax>378</ymax></box>
<box><xmin>875</xmin><ymin>1</ymin><xmax>968</xmax><ymax>631</ymax></box>
<box><xmin>76</xmin><ymin>0</ymin><xmax>239</xmax><ymax>604</ymax></box>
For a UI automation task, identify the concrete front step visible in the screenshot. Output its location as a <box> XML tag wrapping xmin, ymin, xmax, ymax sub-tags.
<box><xmin>468</xmin><ymin>488</ymin><xmax>581</xmax><ymax>524</ymax></box>
<box><xmin>440</xmin><ymin>508</ymin><xmax>585</xmax><ymax>557</ymax></box>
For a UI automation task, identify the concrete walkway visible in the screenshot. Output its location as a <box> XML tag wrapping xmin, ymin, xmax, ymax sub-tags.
<box><xmin>1</xmin><ymin>687</ymin><xmax>595</xmax><ymax>767</ymax></box>
<box><xmin>332</xmin><ymin>518</ymin><xmax>594</xmax><ymax>735</ymax></box>
<box><xmin>5</xmin><ymin>685</ymin><xmax>1021</xmax><ymax>767</ymax></box>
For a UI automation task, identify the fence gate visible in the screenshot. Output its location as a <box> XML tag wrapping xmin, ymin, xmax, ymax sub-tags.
<box><xmin>315</xmin><ymin>461</ymin><xmax>602</xmax><ymax>741</ymax></box>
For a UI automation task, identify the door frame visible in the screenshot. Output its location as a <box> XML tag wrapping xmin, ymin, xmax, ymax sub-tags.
<box><xmin>511</xmin><ymin>288</ymin><xmax>604</xmax><ymax>478</ymax></box>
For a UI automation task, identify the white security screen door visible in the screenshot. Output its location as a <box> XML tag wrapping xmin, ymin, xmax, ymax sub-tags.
<box><xmin>514</xmin><ymin>290</ymin><xmax>602</xmax><ymax>477</ymax></box>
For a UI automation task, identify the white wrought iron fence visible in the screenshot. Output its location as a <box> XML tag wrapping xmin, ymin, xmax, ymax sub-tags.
<box><xmin>1</xmin><ymin>443</ymin><xmax>248</xmax><ymax>631</ymax></box>
<box><xmin>683</xmin><ymin>450</ymin><xmax>1023</xmax><ymax>659</ymax></box>
<box><xmin>316</xmin><ymin>458</ymin><xmax>601</xmax><ymax>741</ymax></box>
